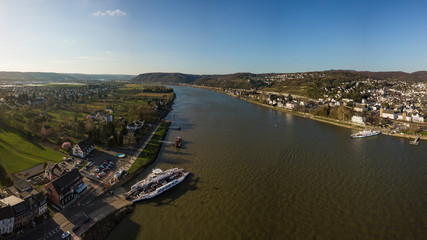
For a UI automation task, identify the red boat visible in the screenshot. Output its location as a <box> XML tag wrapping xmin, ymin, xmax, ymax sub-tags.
<box><xmin>175</xmin><ymin>137</ymin><xmax>182</xmax><ymax>148</ymax></box>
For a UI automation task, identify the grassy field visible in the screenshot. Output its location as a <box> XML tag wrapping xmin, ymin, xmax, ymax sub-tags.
<box><xmin>0</xmin><ymin>122</ymin><xmax>63</xmax><ymax>173</ymax></box>
<box><xmin>128</xmin><ymin>121</ymin><xmax>170</xmax><ymax>173</ymax></box>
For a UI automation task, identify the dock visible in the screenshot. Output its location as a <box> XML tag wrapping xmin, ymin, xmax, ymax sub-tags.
<box><xmin>409</xmin><ymin>135</ymin><xmax>420</xmax><ymax>146</ymax></box>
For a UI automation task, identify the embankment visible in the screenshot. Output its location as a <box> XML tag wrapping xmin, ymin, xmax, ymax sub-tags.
<box><xmin>81</xmin><ymin>205</ymin><xmax>134</xmax><ymax>240</ymax></box>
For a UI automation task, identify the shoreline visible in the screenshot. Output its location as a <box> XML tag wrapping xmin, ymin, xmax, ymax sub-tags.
<box><xmin>80</xmin><ymin>99</ymin><xmax>175</xmax><ymax>239</ymax></box>
<box><xmin>182</xmin><ymin>84</ymin><xmax>426</xmax><ymax>141</ymax></box>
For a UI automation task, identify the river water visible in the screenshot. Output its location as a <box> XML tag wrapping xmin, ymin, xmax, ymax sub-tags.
<box><xmin>109</xmin><ymin>86</ymin><xmax>426</xmax><ymax>239</ymax></box>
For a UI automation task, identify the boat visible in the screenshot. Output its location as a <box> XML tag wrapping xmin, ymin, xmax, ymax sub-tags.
<box><xmin>409</xmin><ymin>135</ymin><xmax>420</xmax><ymax>145</ymax></box>
<box><xmin>351</xmin><ymin>129</ymin><xmax>381</xmax><ymax>139</ymax></box>
<box><xmin>126</xmin><ymin>168</ymin><xmax>189</xmax><ymax>202</ymax></box>
<box><xmin>175</xmin><ymin>136</ymin><xmax>182</xmax><ymax>148</ymax></box>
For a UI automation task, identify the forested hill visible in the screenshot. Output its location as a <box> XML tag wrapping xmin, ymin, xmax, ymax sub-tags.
<box><xmin>355</xmin><ymin>71</ymin><xmax>427</xmax><ymax>82</ymax></box>
<box><xmin>132</xmin><ymin>70</ymin><xmax>427</xmax><ymax>99</ymax></box>
<box><xmin>0</xmin><ymin>71</ymin><xmax>135</xmax><ymax>82</ymax></box>
<box><xmin>132</xmin><ymin>70</ymin><xmax>427</xmax><ymax>86</ymax></box>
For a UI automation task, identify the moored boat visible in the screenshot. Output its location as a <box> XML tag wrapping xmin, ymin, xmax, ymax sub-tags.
<box><xmin>351</xmin><ymin>129</ymin><xmax>381</xmax><ymax>139</ymax></box>
<box><xmin>126</xmin><ymin>168</ymin><xmax>189</xmax><ymax>201</ymax></box>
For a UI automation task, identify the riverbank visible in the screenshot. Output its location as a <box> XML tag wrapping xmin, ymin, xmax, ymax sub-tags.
<box><xmin>79</xmin><ymin>103</ymin><xmax>175</xmax><ymax>239</ymax></box>
<box><xmin>184</xmin><ymin>84</ymin><xmax>426</xmax><ymax>142</ymax></box>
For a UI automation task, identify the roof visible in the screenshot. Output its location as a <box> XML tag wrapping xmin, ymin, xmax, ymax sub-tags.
<box><xmin>0</xmin><ymin>203</ymin><xmax>14</xmax><ymax>220</ymax></box>
<box><xmin>46</xmin><ymin>162</ymin><xmax>65</xmax><ymax>178</ymax></box>
<box><xmin>77</xmin><ymin>138</ymin><xmax>95</xmax><ymax>153</ymax></box>
<box><xmin>0</xmin><ymin>196</ymin><xmax>27</xmax><ymax>216</ymax></box>
<box><xmin>13</xmin><ymin>163</ymin><xmax>45</xmax><ymax>180</ymax></box>
<box><xmin>51</xmin><ymin>169</ymin><xmax>82</xmax><ymax>195</ymax></box>
<box><xmin>14</xmin><ymin>179</ymin><xmax>32</xmax><ymax>192</ymax></box>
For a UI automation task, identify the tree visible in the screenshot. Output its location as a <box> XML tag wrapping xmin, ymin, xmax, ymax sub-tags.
<box><xmin>336</xmin><ymin>106</ymin><xmax>352</xmax><ymax>121</ymax></box>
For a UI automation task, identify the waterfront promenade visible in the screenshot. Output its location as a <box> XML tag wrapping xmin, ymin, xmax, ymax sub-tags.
<box><xmin>16</xmin><ymin>120</ymin><xmax>164</xmax><ymax>240</ymax></box>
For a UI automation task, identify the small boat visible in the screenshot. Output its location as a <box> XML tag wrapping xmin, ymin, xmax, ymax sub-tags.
<box><xmin>126</xmin><ymin>168</ymin><xmax>189</xmax><ymax>202</ymax></box>
<box><xmin>175</xmin><ymin>136</ymin><xmax>182</xmax><ymax>148</ymax></box>
<box><xmin>351</xmin><ymin>129</ymin><xmax>381</xmax><ymax>139</ymax></box>
<box><xmin>409</xmin><ymin>136</ymin><xmax>420</xmax><ymax>145</ymax></box>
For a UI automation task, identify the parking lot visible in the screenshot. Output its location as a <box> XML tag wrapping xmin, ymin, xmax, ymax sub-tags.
<box><xmin>78</xmin><ymin>148</ymin><xmax>131</xmax><ymax>187</ymax></box>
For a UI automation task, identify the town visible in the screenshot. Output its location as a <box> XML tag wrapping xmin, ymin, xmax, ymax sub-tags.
<box><xmin>0</xmin><ymin>83</ymin><xmax>174</xmax><ymax>239</ymax></box>
<box><xmin>220</xmin><ymin>74</ymin><xmax>427</xmax><ymax>136</ymax></box>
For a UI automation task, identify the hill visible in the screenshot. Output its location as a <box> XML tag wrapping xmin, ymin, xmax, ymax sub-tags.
<box><xmin>0</xmin><ymin>71</ymin><xmax>135</xmax><ymax>83</ymax></box>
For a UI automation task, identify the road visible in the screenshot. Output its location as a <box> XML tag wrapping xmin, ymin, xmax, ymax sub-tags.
<box><xmin>17</xmin><ymin>120</ymin><xmax>163</xmax><ymax>240</ymax></box>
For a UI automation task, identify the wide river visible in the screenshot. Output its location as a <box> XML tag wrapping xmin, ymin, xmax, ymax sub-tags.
<box><xmin>109</xmin><ymin>86</ymin><xmax>426</xmax><ymax>239</ymax></box>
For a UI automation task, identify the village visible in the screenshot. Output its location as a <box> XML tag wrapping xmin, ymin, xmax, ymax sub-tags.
<box><xmin>0</xmin><ymin>83</ymin><xmax>175</xmax><ymax>239</ymax></box>
<box><xmin>223</xmin><ymin>76</ymin><xmax>427</xmax><ymax>136</ymax></box>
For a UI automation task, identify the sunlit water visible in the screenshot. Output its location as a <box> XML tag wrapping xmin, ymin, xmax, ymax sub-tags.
<box><xmin>109</xmin><ymin>86</ymin><xmax>427</xmax><ymax>239</ymax></box>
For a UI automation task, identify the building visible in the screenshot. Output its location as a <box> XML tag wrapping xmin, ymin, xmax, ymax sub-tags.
<box><xmin>411</xmin><ymin>113</ymin><xmax>425</xmax><ymax>123</ymax></box>
<box><xmin>354</xmin><ymin>103</ymin><xmax>368</xmax><ymax>112</ymax></box>
<box><xmin>0</xmin><ymin>196</ymin><xmax>28</xmax><ymax>229</ymax></box>
<box><xmin>397</xmin><ymin>112</ymin><xmax>408</xmax><ymax>121</ymax></box>
<box><xmin>24</xmin><ymin>192</ymin><xmax>47</xmax><ymax>220</ymax></box>
<box><xmin>285</xmin><ymin>102</ymin><xmax>297</xmax><ymax>110</ymax></box>
<box><xmin>44</xmin><ymin>169</ymin><xmax>83</xmax><ymax>208</ymax></box>
<box><xmin>126</xmin><ymin>120</ymin><xmax>145</xmax><ymax>134</ymax></box>
<box><xmin>380</xmin><ymin>108</ymin><xmax>398</xmax><ymax>120</ymax></box>
<box><xmin>0</xmin><ymin>203</ymin><xmax>14</xmax><ymax>235</ymax></box>
<box><xmin>351</xmin><ymin>115</ymin><xmax>366</xmax><ymax>125</ymax></box>
<box><xmin>44</xmin><ymin>162</ymin><xmax>66</xmax><ymax>181</ymax></box>
<box><xmin>72</xmin><ymin>138</ymin><xmax>95</xmax><ymax>158</ymax></box>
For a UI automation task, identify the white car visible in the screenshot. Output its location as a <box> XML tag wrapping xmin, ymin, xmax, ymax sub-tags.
<box><xmin>61</xmin><ymin>231</ymin><xmax>70</xmax><ymax>239</ymax></box>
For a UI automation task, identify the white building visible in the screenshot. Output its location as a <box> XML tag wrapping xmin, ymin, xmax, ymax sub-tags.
<box><xmin>354</xmin><ymin>103</ymin><xmax>368</xmax><ymax>112</ymax></box>
<box><xmin>285</xmin><ymin>102</ymin><xmax>297</xmax><ymax>110</ymax></box>
<box><xmin>72</xmin><ymin>138</ymin><xmax>95</xmax><ymax>158</ymax></box>
<box><xmin>380</xmin><ymin>109</ymin><xmax>398</xmax><ymax>120</ymax></box>
<box><xmin>351</xmin><ymin>115</ymin><xmax>366</xmax><ymax>125</ymax></box>
<box><xmin>412</xmin><ymin>114</ymin><xmax>425</xmax><ymax>123</ymax></box>
<box><xmin>0</xmin><ymin>204</ymin><xmax>14</xmax><ymax>235</ymax></box>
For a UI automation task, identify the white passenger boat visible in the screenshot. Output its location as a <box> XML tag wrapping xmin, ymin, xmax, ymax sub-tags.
<box><xmin>351</xmin><ymin>129</ymin><xmax>381</xmax><ymax>139</ymax></box>
<box><xmin>126</xmin><ymin>168</ymin><xmax>189</xmax><ymax>202</ymax></box>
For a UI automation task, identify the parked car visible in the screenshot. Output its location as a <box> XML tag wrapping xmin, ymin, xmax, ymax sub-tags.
<box><xmin>95</xmin><ymin>168</ymin><xmax>100</xmax><ymax>173</ymax></box>
<box><xmin>61</xmin><ymin>231</ymin><xmax>70</xmax><ymax>239</ymax></box>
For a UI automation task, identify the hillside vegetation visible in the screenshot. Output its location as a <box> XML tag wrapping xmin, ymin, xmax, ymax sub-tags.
<box><xmin>132</xmin><ymin>70</ymin><xmax>427</xmax><ymax>99</ymax></box>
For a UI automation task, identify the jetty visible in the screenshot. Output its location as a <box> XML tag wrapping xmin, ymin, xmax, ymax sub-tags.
<box><xmin>409</xmin><ymin>135</ymin><xmax>420</xmax><ymax>145</ymax></box>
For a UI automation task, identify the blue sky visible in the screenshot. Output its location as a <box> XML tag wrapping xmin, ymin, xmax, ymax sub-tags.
<box><xmin>0</xmin><ymin>0</ymin><xmax>426</xmax><ymax>74</ymax></box>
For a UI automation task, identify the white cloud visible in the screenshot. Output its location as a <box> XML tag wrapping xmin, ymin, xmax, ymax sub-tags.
<box><xmin>72</xmin><ymin>56</ymin><xmax>113</xmax><ymax>61</ymax></box>
<box><xmin>93</xmin><ymin>9</ymin><xmax>127</xmax><ymax>17</ymax></box>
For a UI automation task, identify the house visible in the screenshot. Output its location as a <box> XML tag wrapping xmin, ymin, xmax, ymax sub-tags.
<box><xmin>285</xmin><ymin>102</ymin><xmax>297</xmax><ymax>110</ymax></box>
<box><xmin>0</xmin><ymin>203</ymin><xmax>14</xmax><ymax>235</ymax></box>
<box><xmin>126</xmin><ymin>120</ymin><xmax>144</xmax><ymax>134</ymax></box>
<box><xmin>72</xmin><ymin>138</ymin><xmax>95</xmax><ymax>158</ymax></box>
<box><xmin>24</xmin><ymin>192</ymin><xmax>47</xmax><ymax>220</ymax></box>
<box><xmin>380</xmin><ymin>109</ymin><xmax>398</xmax><ymax>119</ymax></box>
<box><xmin>351</xmin><ymin>115</ymin><xmax>366</xmax><ymax>125</ymax></box>
<box><xmin>0</xmin><ymin>196</ymin><xmax>28</xmax><ymax>229</ymax></box>
<box><xmin>103</xmin><ymin>115</ymin><xmax>113</xmax><ymax>123</ymax></box>
<box><xmin>397</xmin><ymin>112</ymin><xmax>408</xmax><ymax>121</ymax></box>
<box><xmin>411</xmin><ymin>113</ymin><xmax>425</xmax><ymax>123</ymax></box>
<box><xmin>44</xmin><ymin>162</ymin><xmax>66</xmax><ymax>181</ymax></box>
<box><xmin>354</xmin><ymin>103</ymin><xmax>368</xmax><ymax>112</ymax></box>
<box><xmin>44</xmin><ymin>169</ymin><xmax>83</xmax><ymax>208</ymax></box>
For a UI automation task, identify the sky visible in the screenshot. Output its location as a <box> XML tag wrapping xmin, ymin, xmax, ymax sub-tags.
<box><xmin>0</xmin><ymin>0</ymin><xmax>426</xmax><ymax>75</ymax></box>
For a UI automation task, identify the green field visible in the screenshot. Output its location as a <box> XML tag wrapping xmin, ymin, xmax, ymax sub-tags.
<box><xmin>128</xmin><ymin>121</ymin><xmax>170</xmax><ymax>173</ymax></box>
<box><xmin>0</xmin><ymin>122</ymin><xmax>63</xmax><ymax>173</ymax></box>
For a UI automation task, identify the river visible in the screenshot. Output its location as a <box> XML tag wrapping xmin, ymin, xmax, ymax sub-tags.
<box><xmin>109</xmin><ymin>85</ymin><xmax>427</xmax><ymax>239</ymax></box>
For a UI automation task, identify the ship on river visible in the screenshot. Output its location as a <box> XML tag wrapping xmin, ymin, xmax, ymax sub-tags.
<box><xmin>126</xmin><ymin>168</ymin><xmax>189</xmax><ymax>202</ymax></box>
<box><xmin>351</xmin><ymin>129</ymin><xmax>381</xmax><ymax>139</ymax></box>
